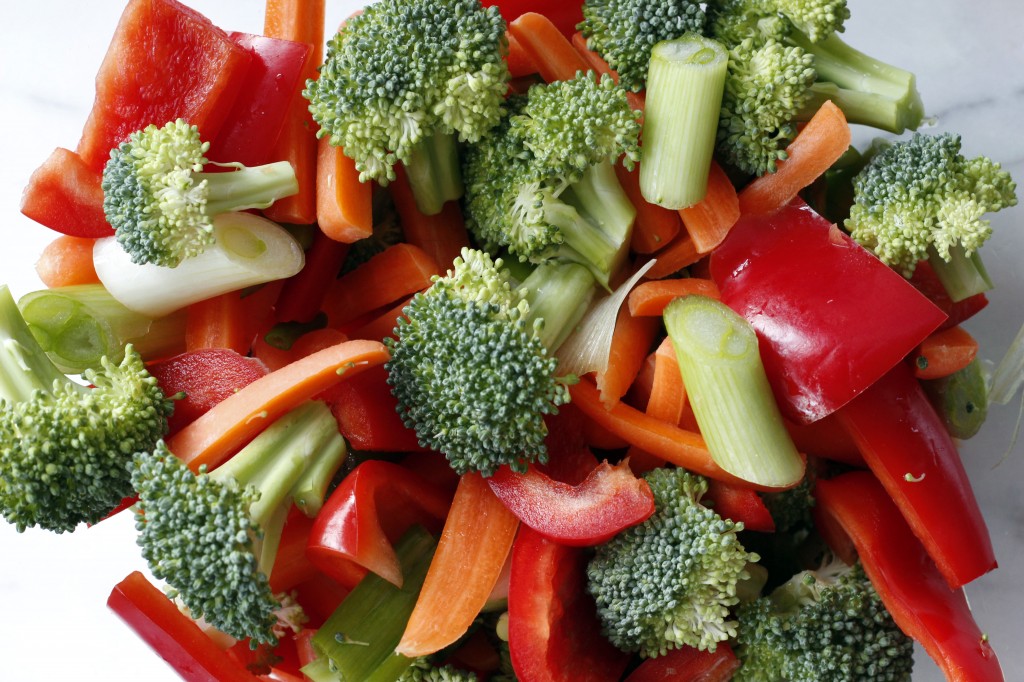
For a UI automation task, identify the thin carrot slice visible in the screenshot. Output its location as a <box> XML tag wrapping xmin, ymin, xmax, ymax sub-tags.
<box><xmin>616</xmin><ymin>164</ymin><xmax>681</xmax><ymax>254</ymax></box>
<box><xmin>627</xmin><ymin>338</ymin><xmax>687</xmax><ymax>474</ymax></box>
<box><xmin>912</xmin><ymin>325</ymin><xmax>979</xmax><ymax>380</ymax></box>
<box><xmin>35</xmin><ymin>235</ymin><xmax>99</xmax><ymax>288</ymax></box>
<box><xmin>252</xmin><ymin>327</ymin><xmax>349</xmax><ymax>372</ymax></box>
<box><xmin>391</xmin><ymin>165</ymin><xmax>469</xmax><ymax>270</ymax></box>
<box><xmin>570</xmin><ymin>32</ymin><xmax>647</xmax><ymax>114</ymax></box>
<box><xmin>595</xmin><ymin>306</ymin><xmax>660</xmax><ymax>407</ymax></box>
<box><xmin>275</xmin><ymin>231</ymin><xmax>350</xmax><ymax>324</ymax></box>
<box><xmin>167</xmin><ymin>339</ymin><xmax>389</xmax><ymax>472</ymax></box>
<box><xmin>679</xmin><ymin>160</ymin><xmax>740</xmax><ymax>253</ymax></box>
<box><xmin>642</xmin><ymin>234</ymin><xmax>703</xmax><ymax>280</ymax></box>
<box><xmin>508</xmin><ymin>13</ymin><xmax>590</xmax><ymax>84</ymax></box>
<box><xmin>628</xmin><ymin>278</ymin><xmax>721</xmax><ymax>317</ymax></box>
<box><xmin>185</xmin><ymin>292</ymin><xmax>249</xmax><ymax>354</ymax></box>
<box><xmin>316</xmin><ymin>137</ymin><xmax>373</xmax><ymax>242</ymax></box>
<box><xmin>738</xmin><ymin>100</ymin><xmax>851</xmax><ymax>216</ymax></box>
<box><xmin>505</xmin><ymin>30</ymin><xmax>535</xmax><ymax>79</ymax></box>
<box><xmin>397</xmin><ymin>473</ymin><xmax>520</xmax><ymax>657</ymax></box>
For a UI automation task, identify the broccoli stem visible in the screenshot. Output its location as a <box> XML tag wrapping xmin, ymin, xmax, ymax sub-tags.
<box><xmin>799</xmin><ymin>81</ymin><xmax>916</xmax><ymax>134</ymax></box>
<box><xmin>202</xmin><ymin>160</ymin><xmax>300</xmax><ymax>215</ymax></box>
<box><xmin>563</xmin><ymin>160</ymin><xmax>635</xmax><ymax>274</ymax></box>
<box><xmin>664</xmin><ymin>294</ymin><xmax>803</xmax><ymax>488</ymax></box>
<box><xmin>640</xmin><ymin>33</ymin><xmax>729</xmax><ymax>209</ymax></box>
<box><xmin>403</xmin><ymin>131</ymin><xmax>465</xmax><ymax>216</ymax></box>
<box><xmin>928</xmin><ymin>244</ymin><xmax>993</xmax><ymax>303</ymax></box>
<box><xmin>540</xmin><ymin>197</ymin><xmax>622</xmax><ymax>289</ymax></box>
<box><xmin>521</xmin><ymin>262</ymin><xmax>598</xmax><ymax>352</ymax></box>
<box><xmin>0</xmin><ymin>285</ymin><xmax>73</xmax><ymax>403</ymax></box>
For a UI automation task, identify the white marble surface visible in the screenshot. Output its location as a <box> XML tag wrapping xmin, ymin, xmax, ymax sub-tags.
<box><xmin>0</xmin><ymin>1</ymin><xmax>1021</xmax><ymax>680</ymax></box>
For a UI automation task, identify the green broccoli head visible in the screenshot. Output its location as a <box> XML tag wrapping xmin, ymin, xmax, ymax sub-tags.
<box><xmin>586</xmin><ymin>467</ymin><xmax>758</xmax><ymax>657</ymax></box>
<box><xmin>734</xmin><ymin>558</ymin><xmax>914</xmax><ymax>681</ymax></box>
<box><xmin>772</xmin><ymin>0</ymin><xmax>849</xmax><ymax>42</ymax></box>
<box><xmin>386</xmin><ymin>249</ymin><xmax>571</xmax><ymax>476</ymax></box>
<box><xmin>304</xmin><ymin>0</ymin><xmax>509</xmax><ymax>186</ymax></box>
<box><xmin>707</xmin><ymin>0</ymin><xmax>847</xmax><ymax>47</ymax></box>
<box><xmin>399</xmin><ymin>659</ymin><xmax>478</xmax><ymax>682</ymax></box>
<box><xmin>846</xmin><ymin>132</ymin><xmax>1018</xmax><ymax>277</ymax></box>
<box><xmin>579</xmin><ymin>0</ymin><xmax>706</xmax><ymax>92</ymax></box>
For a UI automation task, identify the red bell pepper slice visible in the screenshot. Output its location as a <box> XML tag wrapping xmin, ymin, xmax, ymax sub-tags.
<box><xmin>207</xmin><ymin>33</ymin><xmax>312</xmax><ymax>167</ymax></box>
<box><xmin>487</xmin><ymin>459</ymin><xmax>654</xmax><ymax>546</ymax></box>
<box><xmin>709</xmin><ymin>199</ymin><xmax>947</xmax><ymax>424</ymax></box>
<box><xmin>835</xmin><ymin>362</ymin><xmax>996</xmax><ymax>588</ymax></box>
<box><xmin>75</xmin><ymin>0</ymin><xmax>253</xmax><ymax>171</ymax></box>
<box><xmin>325</xmin><ymin>364</ymin><xmax>426</xmax><ymax>452</ymax></box>
<box><xmin>481</xmin><ymin>0</ymin><xmax>583</xmax><ymax>37</ymax></box>
<box><xmin>624</xmin><ymin>643</ymin><xmax>741</xmax><ymax>682</ymax></box>
<box><xmin>705</xmin><ymin>479</ymin><xmax>775</xmax><ymax>533</ymax></box>
<box><xmin>307</xmin><ymin>459</ymin><xmax>452</xmax><ymax>588</ymax></box>
<box><xmin>814</xmin><ymin>472</ymin><xmax>1003</xmax><ymax>682</ymax></box>
<box><xmin>508</xmin><ymin>525</ymin><xmax>631</xmax><ymax>682</ymax></box>
<box><xmin>107</xmin><ymin>571</ymin><xmax>256</xmax><ymax>682</ymax></box>
<box><xmin>20</xmin><ymin>147</ymin><xmax>111</xmax><ymax>238</ymax></box>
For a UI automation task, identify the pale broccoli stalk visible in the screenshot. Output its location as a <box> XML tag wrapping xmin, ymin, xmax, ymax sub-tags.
<box><xmin>586</xmin><ymin>467</ymin><xmax>759</xmax><ymax>657</ymax></box>
<box><xmin>0</xmin><ymin>285</ymin><xmax>172</xmax><ymax>533</ymax></box>
<box><xmin>385</xmin><ymin>249</ymin><xmax>596</xmax><ymax>476</ymax></box>
<box><xmin>846</xmin><ymin>132</ymin><xmax>1017</xmax><ymax>302</ymax></box>
<box><xmin>733</xmin><ymin>557</ymin><xmax>914</xmax><ymax>681</ymax></box>
<box><xmin>130</xmin><ymin>401</ymin><xmax>346</xmax><ymax>645</ymax></box>
<box><xmin>102</xmin><ymin>119</ymin><xmax>298</xmax><ymax>268</ymax></box>
<box><xmin>304</xmin><ymin>0</ymin><xmax>509</xmax><ymax>216</ymax></box>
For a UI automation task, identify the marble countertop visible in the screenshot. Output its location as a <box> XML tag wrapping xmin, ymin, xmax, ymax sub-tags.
<box><xmin>0</xmin><ymin>1</ymin><xmax>1021</xmax><ymax>680</ymax></box>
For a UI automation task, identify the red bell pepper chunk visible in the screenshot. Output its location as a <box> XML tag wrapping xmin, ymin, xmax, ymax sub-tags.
<box><xmin>705</xmin><ymin>479</ymin><xmax>775</xmax><ymax>533</ymax></box>
<box><xmin>709</xmin><ymin>199</ymin><xmax>947</xmax><ymax>424</ymax></box>
<box><xmin>75</xmin><ymin>0</ymin><xmax>253</xmax><ymax>171</ymax></box>
<box><xmin>307</xmin><ymin>459</ymin><xmax>452</xmax><ymax>588</ymax></box>
<box><xmin>326</xmin><ymin>364</ymin><xmax>426</xmax><ymax>452</ymax></box>
<box><xmin>107</xmin><ymin>571</ymin><xmax>257</xmax><ymax>682</ymax></box>
<box><xmin>481</xmin><ymin>0</ymin><xmax>583</xmax><ymax>37</ymax></box>
<box><xmin>20</xmin><ymin>147</ymin><xmax>112</xmax><ymax>238</ymax></box>
<box><xmin>814</xmin><ymin>472</ymin><xmax>1003</xmax><ymax>682</ymax></box>
<box><xmin>624</xmin><ymin>643</ymin><xmax>741</xmax><ymax>682</ymax></box>
<box><xmin>508</xmin><ymin>525</ymin><xmax>631</xmax><ymax>682</ymax></box>
<box><xmin>207</xmin><ymin>33</ymin><xmax>312</xmax><ymax>167</ymax></box>
<box><xmin>835</xmin><ymin>362</ymin><xmax>996</xmax><ymax>588</ymax></box>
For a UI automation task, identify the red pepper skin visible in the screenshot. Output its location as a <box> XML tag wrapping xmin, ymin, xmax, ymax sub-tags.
<box><xmin>835</xmin><ymin>362</ymin><xmax>996</xmax><ymax>588</ymax></box>
<box><xmin>487</xmin><ymin>460</ymin><xmax>654</xmax><ymax>546</ymax></box>
<box><xmin>107</xmin><ymin>571</ymin><xmax>256</xmax><ymax>682</ymax></box>
<box><xmin>326</xmin><ymin>364</ymin><xmax>427</xmax><ymax>452</ymax></box>
<box><xmin>705</xmin><ymin>479</ymin><xmax>775</xmax><ymax>533</ymax></box>
<box><xmin>307</xmin><ymin>460</ymin><xmax>452</xmax><ymax>588</ymax></box>
<box><xmin>20</xmin><ymin>148</ymin><xmax>112</xmax><ymax>237</ymax></box>
<box><xmin>624</xmin><ymin>643</ymin><xmax>741</xmax><ymax>682</ymax></box>
<box><xmin>76</xmin><ymin>0</ymin><xmax>253</xmax><ymax>171</ymax></box>
<box><xmin>481</xmin><ymin>0</ymin><xmax>582</xmax><ymax>36</ymax></box>
<box><xmin>909</xmin><ymin>260</ymin><xmax>989</xmax><ymax>331</ymax></box>
<box><xmin>709</xmin><ymin>199</ymin><xmax>947</xmax><ymax>424</ymax></box>
<box><xmin>814</xmin><ymin>472</ymin><xmax>1004</xmax><ymax>682</ymax></box>
<box><xmin>508</xmin><ymin>526</ymin><xmax>631</xmax><ymax>682</ymax></box>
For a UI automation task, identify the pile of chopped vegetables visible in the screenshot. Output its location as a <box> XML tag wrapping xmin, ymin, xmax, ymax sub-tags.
<box><xmin>4</xmin><ymin>0</ymin><xmax>1022</xmax><ymax>680</ymax></box>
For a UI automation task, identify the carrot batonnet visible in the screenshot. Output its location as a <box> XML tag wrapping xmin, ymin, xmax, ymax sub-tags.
<box><xmin>627</xmin><ymin>337</ymin><xmax>688</xmax><ymax>475</ymax></box>
<box><xmin>628</xmin><ymin>278</ymin><xmax>721</xmax><ymax>317</ymax></box>
<box><xmin>913</xmin><ymin>324</ymin><xmax>979</xmax><ymax>380</ymax></box>
<box><xmin>315</xmin><ymin>137</ymin><xmax>373</xmax><ymax>243</ymax></box>
<box><xmin>185</xmin><ymin>292</ymin><xmax>250</xmax><ymax>355</ymax></box>
<box><xmin>397</xmin><ymin>472</ymin><xmax>520</xmax><ymax>657</ymax></box>
<box><xmin>346</xmin><ymin>294</ymin><xmax>417</xmax><ymax>342</ymax></box>
<box><xmin>508</xmin><ymin>13</ymin><xmax>590</xmax><ymax>84</ymax></box>
<box><xmin>504</xmin><ymin>30</ymin><xmax>535</xmax><ymax>79</ymax></box>
<box><xmin>616</xmin><ymin>163</ymin><xmax>681</xmax><ymax>254</ymax></box>
<box><xmin>390</xmin><ymin>165</ymin><xmax>470</xmax><ymax>271</ymax></box>
<box><xmin>679</xmin><ymin>160</ymin><xmax>741</xmax><ymax>253</ymax></box>
<box><xmin>738</xmin><ymin>100</ymin><xmax>852</xmax><ymax>216</ymax></box>
<box><xmin>595</xmin><ymin>305</ymin><xmax>661</xmax><ymax>407</ymax></box>
<box><xmin>35</xmin><ymin>235</ymin><xmax>100</xmax><ymax>288</ymax></box>
<box><xmin>167</xmin><ymin>339</ymin><xmax>389</xmax><ymax>472</ymax></box>
<box><xmin>642</xmin><ymin>233</ymin><xmax>703</xmax><ymax>280</ymax></box>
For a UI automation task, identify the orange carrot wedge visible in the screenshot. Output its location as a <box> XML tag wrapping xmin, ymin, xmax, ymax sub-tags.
<box><xmin>642</xmin><ymin>234</ymin><xmax>703</xmax><ymax>280</ymax></box>
<box><xmin>616</xmin><ymin>164</ymin><xmax>681</xmax><ymax>254</ymax></box>
<box><xmin>391</xmin><ymin>165</ymin><xmax>470</xmax><ymax>270</ymax></box>
<box><xmin>508</xmin><ymin>13</ymin><xmax>590</xmax><ymax>83</ymax></box>
<box><xmin>628</xmin><ymin>278</ymin><xmax>721</xmax><ymax>317</ymax></box>
<box><xmin>262</xmin><ymin>0</ymin><xmax>326</xmax><ymax>224</ymax></box>
<box><xmin>316</xmin><ymin>137</ymin><xmax>373</xmax><ymax>242</ymax></box>
<box><xmin>397</xmin><ymin>473</ymin><xmax>520</xmax><ymax>657</ymax></box>
<box><xmin>738</xmin><ymin>100</ymin><xmax>851</xmax><ymax>216</ymax></box>
<box><xmin>570</xmin><ymin>31</ymin><xmax>647</xmax><ymax>113</ymax></box>
<box><xmin>505</xmin><ymin>30</ymin><xmax>535</xmax><ymax>78</ymax></box>
<box><xmin>679</xmin><ymin>160</ymin><xmax>741</xmax><ymax>253</ymax></box>
<box><xmin>347</xmin><ymin>294</ymin><xmax>417</xmax><ymax>342</ymax></box>
<box><xmin>913</xmin><ymin>325</ymin><xmax>979</xmax><ymax>380</ymax></box>
<box><xmin>185</xmin><ymin>292</ymin><xmax>250</xmax><ymax>354</ymax></box>
<box><xmin>627</xmin><ymin>338</ymin><xmax>688</xmax><ymax>474</ymax></box>
<box><xmin>595</xmin><ymin>306</ymin><xmax>661</xmax><ymax>406</ymax></box>
<box><xmin>35</xmin><ymin>235</ymin><xmax>99</xmax><ymax>288</ymax></box>
<box><xmin>167</xmin><ymin>339</ymin><xmax>389</xmax><ymax>472</ymax></box>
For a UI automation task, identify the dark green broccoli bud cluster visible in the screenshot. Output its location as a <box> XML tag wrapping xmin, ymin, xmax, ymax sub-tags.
<box><xmin>586</xmin><ymin>467</ymin><xmax>758</xmax><ymax>657</ymax></box>
<box><xmin>734</xmin><ymin>558</ymin><xmax>914</xmax><ymax>681</ymax></box>
<box><xmin>761</xmin><ymin>475</ymin><xmax>815</xmax><ymax>537</ymax></box>
<box><xmin>579</xmin><ymin>0</ymin><xmax>706</xmax><ymax>92</ymax></box>
<box><xmin>399</xmin><ymin>658</ymin><xmax>478</xmax><ymax>682</ymax></box>
<box><xmin>707</xmin><ymin>0</ymin><xmax>847</xmax><ymax>47</ymax></box>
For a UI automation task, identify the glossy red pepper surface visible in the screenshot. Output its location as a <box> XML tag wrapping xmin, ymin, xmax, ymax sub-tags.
<box><xmin>624</xmin><ymin>643</ymin><xmax>740</xmax><ymax>682</ymax></box>
<box><xmin>20</xmin><ymin>148</ymin><xmax>111</xmax><ymax>238</ymax></box>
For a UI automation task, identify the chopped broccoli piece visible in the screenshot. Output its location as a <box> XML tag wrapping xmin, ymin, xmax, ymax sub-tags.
<box><xmin>399</xmin><ymin>658</ymin><xmax>478</xmax><ymax>682</ymax></box>
<box><xmin>304</xmin><ymin>0</ymin><xmax>509</xmax><ymax>214</ymax></box>
<box><xmin>734</xmin><ymin>558</ymin><xmax>914</xmax><ymax>681</ymax></box>
<box><xmin>578</xmin><ymin>0</ymin><xmax>706</xmax><ymax>92</ymax></box>
<box><xmin>707</xmin><ymin>0</ymin><xmax>848</xmax><ymax>46</ymax></box>
<box><xmin>385</xmin><ymin>248</ymin><xmax>595</xmax><ymax>476</ymax></box>
<box><xmin>586</xmin><ymin>467</ymin><xmax>758</xmax><ymax>657</ymax></box>
<box><xmin>102</xmin><ymin>119</ymin><xmax>298</xmax><ymax>268</ymax></box>
<box><xmin>0</xmin><ymin>285</ymin><xmax>172</xmax><ymax>533</ymax></box>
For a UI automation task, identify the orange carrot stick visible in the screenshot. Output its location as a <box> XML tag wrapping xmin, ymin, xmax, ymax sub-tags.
<box><xmin>391</xmin><ymin>165</ymin><xmax>470</xmax><ymax>270</ymax></box>
<box><xmin>347</xmin><ymin>294</ymin><xmax>417</xmax><ymax>342</ymax></box>
<box><xmin>912</xmin><ymin>325</ymin><xmax>979</xmax><ymax>380</ymax></box>
<box><xmin>505</xmin><ymin>30</ymin><xmax>535</xmax><ymax>79</ymax></box>
<box><xmin>35</xmin><ymin>235</ymin><xmax>99</xmax><ymax>288</ymax></box>
<box><xmin>262</xmin><ymin>0</ymin><xmax>326</xmax><ymax>224</ymax></box>
<box><xmin>738</xmin><ymin>100</ymin><xmax>851</xmax><ymax>216</ymax></box>
<box><xmin>167</xmin><ymin>339</ymin><xmax>388</xmax><ymax>472</ymax></box>
<box><xmin>252</xmin><ymin>327</ymin><xmax>349</xmax><ymax>372</ymax></box>
<box><xmin>678</xmin><ymin>161</ymin><xmax>740</xmax><ymax>253</ymax></box>
<box><xmin>627</xmin><ymin>278</ymin><xmax>721</xmax><ymax>317</ymax></box>
<box><xmin>316</xmin><ymin>137</ymin><xmax>373</xmax><ymax>242</ymax></box>
<box><xmin>595</xmin><ymin>306</ymin><xmax>660</xmax><ymax>407</ymax></box>
<box><xmin>185</xmin><ymin>292</ymin><xmax>250</xmax><ymax>354</ymax></box>
<box><xmin>616</xmin><ymin>164</ymin><xmax>681</xmax><ymax>254</ymax></box>
<box><xmin>508</xmin><ymin>13</ymin><xmax>590</xmax><ymax>84</ymax></box>
<box><xmin>397</xmin><ymin>473</ymin><xmax>519</xmax><ymax>657</ymax></box>
<box><xmin>570</xmin><ymin>31</ymin><xmax>646</xmax><ymax>113</ymax></box>
<box><xmin>626</xmin><ymin>338</ymin><xmax>688</xmax><ymax>474</ymax></box>
<box><xmin>642</xmin><ymin>234</ymin><xmax>703</xmax><ymax>280</ymax></box>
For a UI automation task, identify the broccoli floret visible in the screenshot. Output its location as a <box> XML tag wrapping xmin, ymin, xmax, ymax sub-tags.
<box><xmin>734</xmin><ymin>558</ymin><xmax>914</xmax><ymax>681</ymax></box>
<box><xmin>846</xmin><ymin>132</ymin><xmax>1017</xmax><ymax>301</ymax></box>
<box><xmin>578</xmin><ymin>0</ymin><xmax>706</xmax><ymax>93</ymax></box>
<box><xmin>399</xmin><ymin>659</ymin><xmax>478</xmax><ymax>682</ymax></box>
<box><xmin>586</xmin><ymin>467</ymin><xmax>758</xmax><ymax>657</ymax></box>
<box><xmin>385</xmin><ymin>248</ymin><xmax>595</xmax><ymax>476</ymax></box>
<box><xmin>0</xmin><ymin>285</ymin><xmax>172</xmax><ymax>533</ymax></box>
<box><xmin>102</xmin><ymin>119</ymin><xmax>298</xmax><ymax>268</ymax></box>
<box><xmin>131</xmin><ymin>400</ymin><xmax>346</xmax><ymax>644</ymax></box>
<box><xmin>462</xmin><ymin>73</ymin><xmax>639</xmax><ymax>286</ymax></box>
<box><xmin>708</xmin><ymin>0</ymin><xmax>847</xmax><ymax>46</ymax></box>
<box><xmin>304</xmin><ymin>0</ymin><xmax>509</xmax><ymax>215</ymax></box>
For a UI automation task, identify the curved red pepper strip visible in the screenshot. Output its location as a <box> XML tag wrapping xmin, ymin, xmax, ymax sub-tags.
<box><xmin>624</xmin><ymin>643</ymin><xmax>740</xmax><ymax>682</ymax></box>
<box><xmin>508</xmin><ymin>525</ymin><xmax>631</xmax><ymax>682</ymax></box>
<box><xmin>835</xmin><ymin>362</ymin><xmax>996</xmax><ymax>588</ymax></box>
<box><xmin>705</xmin><ymin>479</ymin><xmax>775</xmax><ymax>533</ymax></box>
<box><xmin>307</xmin><ymin>460</ymin><xmax>452</xmax><ymax>588</ymax></box>
<box><xmin>814</xmin><ymin>472</ymin><xmax>1003</xmax><ymax>682</ymax></box>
